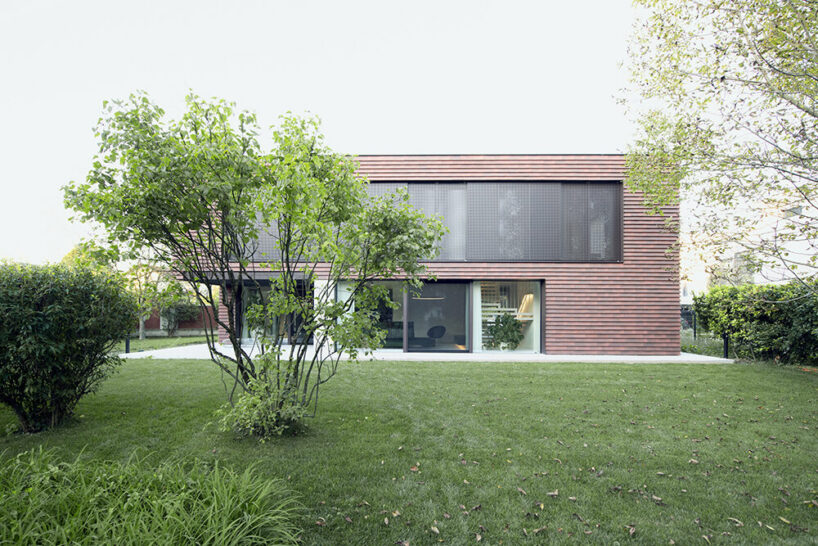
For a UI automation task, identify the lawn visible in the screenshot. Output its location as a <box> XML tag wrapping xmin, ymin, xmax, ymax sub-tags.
<box><xmin>681</xmin><ymin>328</ymin><xmax>727</xmax><ymax>358</ymax></box>
<box><xmin>111</xmin><ymin>335</ymin><xmax>211</xmax><ymax>354</ymax></box>
<box><xmin>2</xmin><ymin>358</ymin><xmax>817</xmax><ymax>544</ymax></box>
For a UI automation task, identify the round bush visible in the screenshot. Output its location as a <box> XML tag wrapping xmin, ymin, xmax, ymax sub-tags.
<box><xmin>0</xmin><ymin>263</ymin><xmax>138</xmax><ymax>432</ymax></box>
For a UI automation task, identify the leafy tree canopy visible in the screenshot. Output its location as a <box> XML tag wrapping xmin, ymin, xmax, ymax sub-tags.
<box><xmin>625</xmin><ymin>0</ymin><xmax>818</xmax><ymax>285</ymax></box>
<box><xmin>64</xmin><ymin>93</ymin><xmax>444</xmax><ymax>432</ymax></box>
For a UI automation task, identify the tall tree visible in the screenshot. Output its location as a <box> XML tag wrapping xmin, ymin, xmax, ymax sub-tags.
<box><xmin>64</xmin><ymin>93</ymin><xmax>443</xmax><ymax>429</ymax></box>
<box><xmin>625</xmin><ymin>0</ymin><xmax>818</xmax><ymax>286</ymax></box>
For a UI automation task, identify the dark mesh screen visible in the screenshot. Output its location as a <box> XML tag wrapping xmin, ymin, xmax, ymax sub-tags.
<box><xmin>467</xmin><ymin>183</ymin><xmax>530</xmax><ymax>260</ymax></box>
<box><xmin>588</xmin><ymin>183</ymin><xmax>621</xmax><ymax>261</ymax></box>
<box><xmin>409</xmin><ymin>183</ymin><xmax>466</xmax><ymax>260</ymax></box>
<box><xmin>365</xmin><ymin>182</ymin><xmax>407</xmax><ymax>200</ymax></box>
<box><xmin>561</xmin><ymin>183</ymin><xmax>590</xmax><ymax>260</ymax></box>
<box><xmin>529</xmin><ymin>183</ymin><xmax>562</xmax><ymax>260</ymax></box>
<box><xmin>436</xmin><ymin>183</ymin><xmax>467</xmax><ymax>260</ymax></box>
<box><xmin>352</xmin><ymin>181</ymin><xmax>621</xmax><ymax>262</ymax></box>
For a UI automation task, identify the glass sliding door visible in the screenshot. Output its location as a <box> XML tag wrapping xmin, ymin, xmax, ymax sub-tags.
<box><xmin>477</xmin><ymin>281</ymin><xmax>540</xmax><ymax>352</ymax></box>
<box><xmin>407</xmin><ymin>282</ymin><xmax>469</xmax><ymax>352</ymax></box>
<box><xmin>372</xmin><ymin>281</ymin><xmax>406</xmax><ymax>349</ymax></box>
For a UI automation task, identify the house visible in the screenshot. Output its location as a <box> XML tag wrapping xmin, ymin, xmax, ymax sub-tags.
<box><xmin>218</xmin><ymin>155</ymin><xmax>680</xmax><ymax>355</ymax></box>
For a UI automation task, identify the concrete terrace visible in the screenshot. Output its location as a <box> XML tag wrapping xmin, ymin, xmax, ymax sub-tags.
<box><xmin>121</xmin><ymin>343</ymin><xmax>732</xmax><ymax>364</ymax></box>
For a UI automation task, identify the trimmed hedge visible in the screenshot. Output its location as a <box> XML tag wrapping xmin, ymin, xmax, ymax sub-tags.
<box><xmin>0</xmin><ymin>448</ymin><xmax>301</xmax><ymax>545</ymax></box>
<box><xmin>694</xmin><ymin>281</ymin><xmax>818</xmax><ymax>365</ymax></box>
<box><xmin>0</xmin><ymin>263</ymin><xmax>137</xmax><ymax>432</ymax></box>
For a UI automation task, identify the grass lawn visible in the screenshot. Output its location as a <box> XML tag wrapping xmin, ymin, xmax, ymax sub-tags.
<box><xmin>111</xmin><ymin>335</ymin><xmax>211</xmax><ymax>354</ymax></box>
<box><xmin>2</xmin><ymin>359</ymin><xmax>817</xmax><ymax>544</ymax></box>
<box><xmin>681</xmin><ymin>329</ymin><xmax>728</xmax><ymax>359</ymax></box>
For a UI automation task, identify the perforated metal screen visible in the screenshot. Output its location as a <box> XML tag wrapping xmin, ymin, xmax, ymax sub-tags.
<box><xmin>250</xmin><ymin>181</ymin><xmax>623</xmax><ymax>263</ymax></box>
<box><xmin>369</xmin><ymin>181</ymin><xmax>622</xmax><ymax>262</ymax></box>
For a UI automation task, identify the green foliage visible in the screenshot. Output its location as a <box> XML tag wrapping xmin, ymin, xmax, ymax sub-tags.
<box><xmin>215</xmin><ymin>354</ymin><xmax>306</xmax><ymax>440</ymax></box>
<box><xmin>694</xmin><ymin>281</ymin><xmax>818</xmax><ymax>364</ymax></box>
<box><xmin>680</xmin><ymin>329</ymin><xmax>725</xmax><ymax>359</ymax></box>
<box><xmin>123</xmin><ymin>258</ymin><xmax>188</xmax><ymax>339</ymax></box>
<box><xmin>0</xmin><ymin>448</ymin><xmax>300</xmax><ymax>545</ymax></box>
<box><xmin>63</xmin><ymin>92</ymin><xmax>444</xmax><ymax>430</ymax></box>
<box><xmin>0</xmin><ymin>263</ymin><xmax>137</xmax><ymax>432</ymax></box>
<box><xmin>60</xmin><ymin>242</ymin><xmax>117</xmax><ymax>271</ymax></box>
<box><xmin>625</xmin><ymin>0</ymin><xmax>818</xmax><ymax>283</ymax></box>
<box><xmin>485</xmin><ymin>313</ymin><xmax>525</xmax><ymax>350</ymax></box>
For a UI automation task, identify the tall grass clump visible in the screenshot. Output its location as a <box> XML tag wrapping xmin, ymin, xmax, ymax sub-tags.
<box><xmin>0</xmin><ymin>448</ymin><xmax>301</xmax><ymax>545</ymax></box>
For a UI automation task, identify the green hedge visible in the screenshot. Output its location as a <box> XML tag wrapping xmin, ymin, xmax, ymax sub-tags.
<box><xmin>0</xmin><ymin>263</ymin><xmax>137</xmax><ymax>432</ymax></box>
<box><xmin>0</xmin><ymin>448</ymin><xmax>301</xmax><ymax>545</ymax></box>
<box><xmin>694</xmin><ymin>281</ymin><xmax>818</xmax><ymax>365</ymax></box>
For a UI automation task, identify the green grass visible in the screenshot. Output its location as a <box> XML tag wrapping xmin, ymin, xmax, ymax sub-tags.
<box><xmin>112</xmin><ymin>335</ymin><xmax>211</xmax><ymax>354</ymax></box>
<box><xmin>0</xmin><ymin>449</ymin><xmax>300</xmax><ymax>545</ymax></box>
<box><xmin>2</xmin><ymin>359</ymin><xmax>817</xmax><ymax>544</ymax></box>
<box><xmin>681</xmin><ymin>328</ymin><xmax>728</xmax><ymax>358</ymax></box>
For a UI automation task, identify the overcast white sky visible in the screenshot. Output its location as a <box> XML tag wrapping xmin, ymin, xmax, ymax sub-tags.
<box><xmin>0</xmin><ymin>0</ymin><xmax>637</xmax><ymax>264</ymax></box>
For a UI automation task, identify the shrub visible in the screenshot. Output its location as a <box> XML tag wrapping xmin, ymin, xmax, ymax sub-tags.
<box><xmin>215</xmin><ymin>354</ymin><xmax>306</xmax><ymax>440</ymax></box>
<box><xmin>485</xmin><ymin>313</ymin><xmax>525</xmax><ymax>350</ymax></box>
<box><xmin>694</xmin><ymin>280</ymin><xmax>818</xmax><ymax>364</ymax></box>
<box><xmin>0</xmin><ymin>263</ymin><xmax>138</xmax><ymax>432</ymax></box>
<box><xmin>0</xmin><ymin>448</ymin><xmax>301</xmax><ymax>545</ymax></box>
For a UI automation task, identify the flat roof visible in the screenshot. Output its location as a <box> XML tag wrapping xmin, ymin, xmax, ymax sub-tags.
<box><xmin>355</xmin><ymin>154</ymin><xmax>626</xmax><ymax>181</ymax></box>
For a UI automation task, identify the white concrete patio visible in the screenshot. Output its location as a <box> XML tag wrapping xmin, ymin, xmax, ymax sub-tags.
<box><xmin>121</xmin><ymin>343</ymin><xmax>733</xmax><ymax>364</ymax></box>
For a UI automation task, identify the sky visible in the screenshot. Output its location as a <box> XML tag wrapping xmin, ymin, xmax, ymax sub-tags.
<box><xmin>0</xmin><ymin>0</ymin><xmax>637</xmax><ymax>264</ymax></box>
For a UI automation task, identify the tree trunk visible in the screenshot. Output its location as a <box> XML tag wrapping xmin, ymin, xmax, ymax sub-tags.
<box><xmin>139</xmin><ymin>317</ymin><xmax>146</xmax><ymax>340</ymax></box>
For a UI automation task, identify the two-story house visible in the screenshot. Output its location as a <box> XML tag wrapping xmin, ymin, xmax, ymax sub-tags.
<box><xmin>218</xmin><ymin>154</ymin><xmax>680</xmax><ymax>355</ymax></box>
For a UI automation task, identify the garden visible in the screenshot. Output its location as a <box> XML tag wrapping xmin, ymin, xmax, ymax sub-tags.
<box><xmin>1</xmin><ymin>263</ymin><xmax>817</xmax><ymax>543</ymax></box>
<box><xmin>2</xmin><ymin>357</ymin><xmax>818</xmax><ymax>544</ymax></box>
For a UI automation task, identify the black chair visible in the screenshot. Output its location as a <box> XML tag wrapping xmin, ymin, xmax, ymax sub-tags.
<box><xmin>426</xmin><ymin>325</ymin><xmax>446</xmax><ymax>346</ymax></box>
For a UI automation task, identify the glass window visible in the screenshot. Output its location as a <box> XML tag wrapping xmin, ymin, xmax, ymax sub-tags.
<box><xmin>240</xmin><ymin>281</ymin><xmax>312</xmax><ymax>343</ymax></box>
<box><xmin>478</xmin><ymin>281</ymin><xmax>539</xmax><ymax>352</ymax></box>
<box><xmin>241</xmin><ymin>286</ymin><xmax>285</xmax><ymax>341</ymax></box>
<box><xmin>407</xmin><ymin>282</ymin><xmax>469</xmax><ymax>352</ymax></box>
<box><xmin>367</xmin><ymin>181</ymin><xmax>622</xmax><ymax>263</ymax></box>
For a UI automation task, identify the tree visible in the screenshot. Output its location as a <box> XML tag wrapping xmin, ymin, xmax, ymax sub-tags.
<box><xmin>122</xmin><ymin>256</ymin><xmax>186</xmax><ymax>339</ymax></box>
<box><xmin>64</xmin><ymin>93</ymin><xmax>443</xmax><ymax>433</ymax></box>
<box><xmin>62</xmin><ymin>243</ymin><xmax>185</xmax><ymax>339</ymax></box>
<box><xmin>625</xmin><ymin>0</ymin><xmax>818</xmax><ymax>287</ymax></box>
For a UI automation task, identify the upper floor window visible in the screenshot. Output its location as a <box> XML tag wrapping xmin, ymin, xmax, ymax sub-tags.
<box><xmin>367</xmin><ymin>181</ymin><xmax>622</xmax><ymax>262</ymax></box>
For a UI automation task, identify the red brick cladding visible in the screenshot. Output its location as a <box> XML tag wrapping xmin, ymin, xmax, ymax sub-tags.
<box><xmin>217</xmin><ymin>287</ymin><xmax>231</xmax><ymax>342</ymax></box>
<box><xmin>356</xmin><ymin>155</ymin><xmax>679</xmax><ymax>355</ymax></box>
<box><xmin>145</xmin><ymin>307</ymin><xmax>217</xmax><ymax>332</ymax></box>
